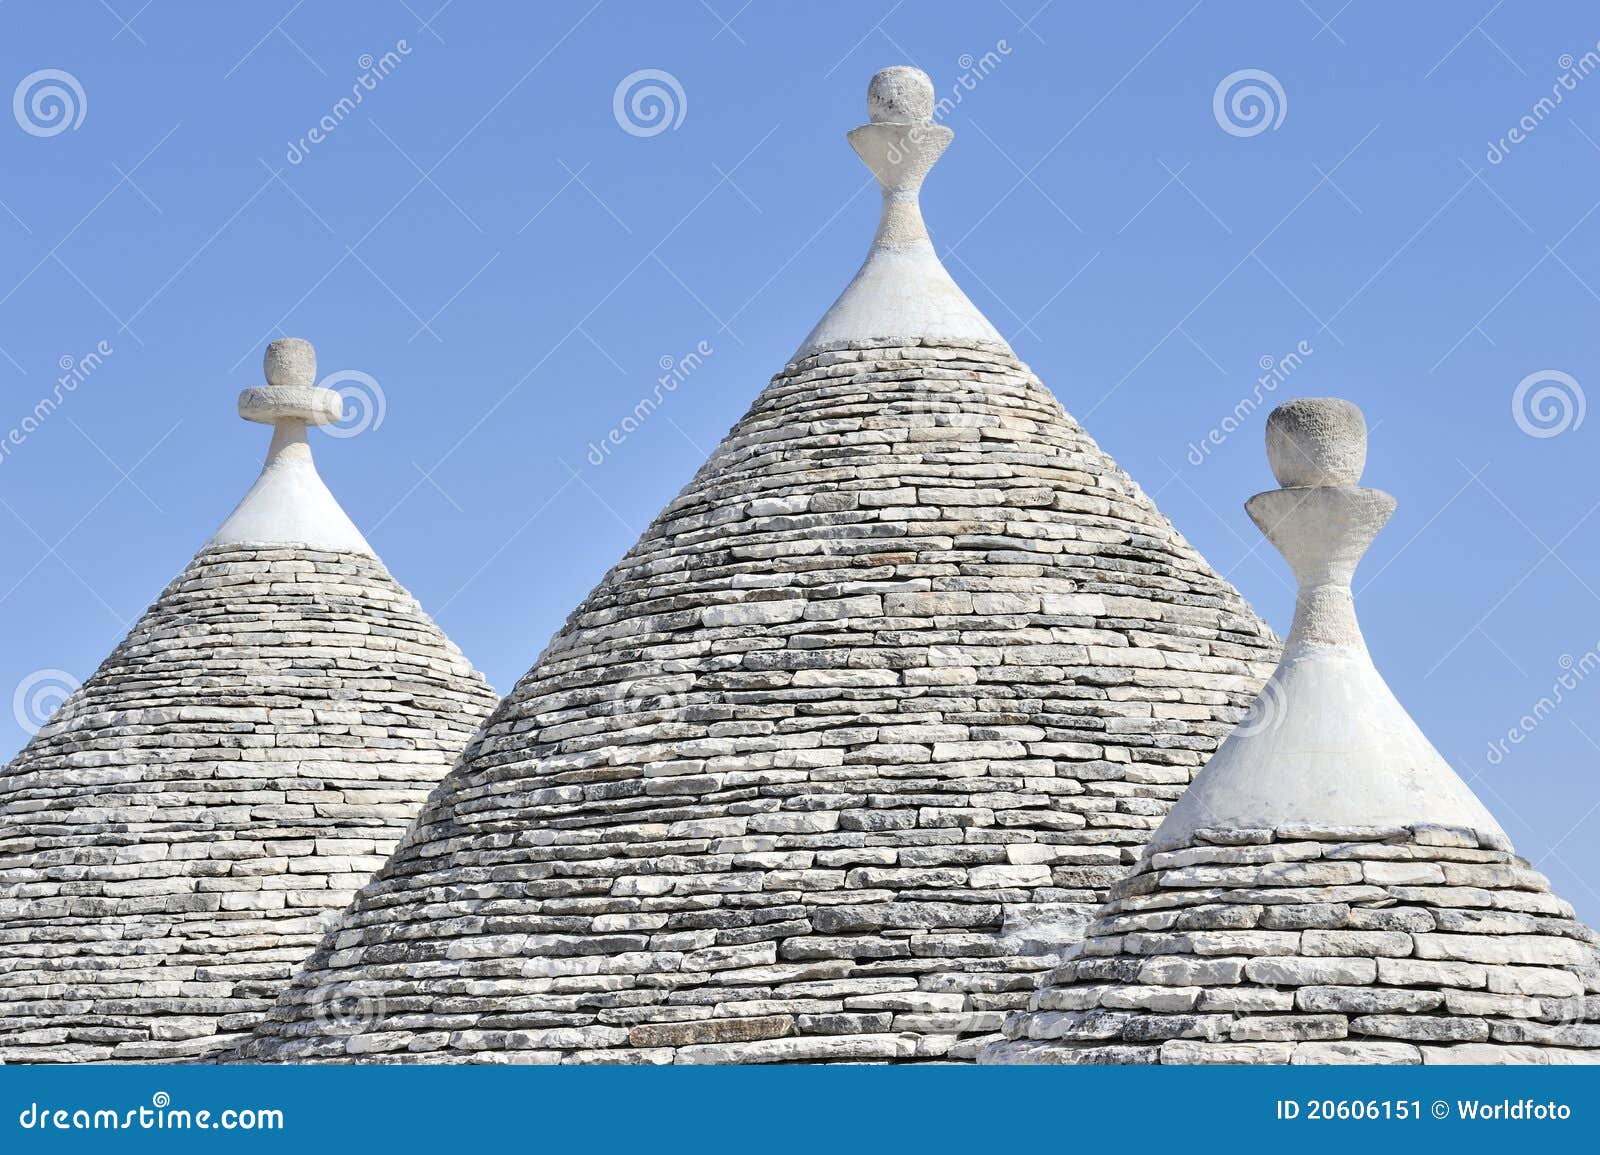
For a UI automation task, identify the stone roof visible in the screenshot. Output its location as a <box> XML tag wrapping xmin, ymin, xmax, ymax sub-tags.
<box><xmin>983</xmin><ymin>399</ymin><xmax>1600</xmax><ymax>1065</ymax></box>
<box><xmin>0</xmin><ymin>341</ymin><xmax>499</xmax><ymax>1062</ymax></box>
<box><xmin>234</xmin><ymin>68</ymin><xmax>1278</xmax><ymax>1065</ymax></box>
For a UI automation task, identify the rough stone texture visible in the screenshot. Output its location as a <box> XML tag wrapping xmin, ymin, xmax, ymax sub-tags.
<box><xmin>984</xmin><ymin>824</ymin><xmax>1600</xmax><ymax>1065</ymax></box>
<box><xmin>0</xmin><ymin>544</ymin><xmax>498</xmax><ymax>1063</ymax></box>
<box><xmin>234</xmin><ymin>338</ymin><xmax>1278</xmax><ymax>1064</ymax></box>
<box><xmin>1264</xmin><ymin>398</ymin><xmax>1366</xmax><ymax>488</ymax></box>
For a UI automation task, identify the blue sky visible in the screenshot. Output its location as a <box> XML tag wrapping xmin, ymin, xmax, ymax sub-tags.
<box><xmin>3</xmin><ymin>1</ymin><xmax>1598</xmax><ymax>922</ymax></box>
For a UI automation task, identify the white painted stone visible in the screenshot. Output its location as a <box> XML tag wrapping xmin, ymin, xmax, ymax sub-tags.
<box><xmin>209</xmin><ymin>339</ymin><xmax>372</xmax><ymax>555</ymax></box>
<box><xmin>1153</xmin><ymin>400</ymin><xmax>1507</xmax><ymax>851</ymax></box>
<box><xmin>234</xmin><ymin>68</ymin><xmax>1285</xmax><ymax>1068</ymax></box>
<box><xmin>1265</xmin><ymin>397</ymin><xmax>1366</xmax><ymax>487</ymax></box>
<box><xmin>983</xmin><ymin>398</ymin><xmax>1600</xmax><ymax>1069</ymax></box>
<box><xmin>792</xmin><ymin>68</ymin><xmax>1005</xmax><ymax>359</ymax></box>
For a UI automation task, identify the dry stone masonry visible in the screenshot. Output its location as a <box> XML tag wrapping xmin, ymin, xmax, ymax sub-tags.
<box><xmin>983</xmin><ymin>399</ymin><xmax>1600</xmax><ymax>1064</ymax></box>
<box><xmin>235</xmin><ymin>69</ymin><xmax>1278</xmax><ymax>1064</ymax></box>
<box><xmin>0</xmin><ymin>341</ymin><xmax>498</xmax><ymax>1062</ymax></box>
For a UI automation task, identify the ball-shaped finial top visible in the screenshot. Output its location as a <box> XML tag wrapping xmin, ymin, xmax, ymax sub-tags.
<box><xmin>867</xmin><ymin>66</ymin><xmax>935</xmax><ymax>124</ymax></box>
<box><xmin>1265</xmin><ymin>397</ymin><xmax>1368</xmax><ymax>487</ymax></box>
<box><xmin>263</xmin><ymin>337</ymin><xmax>316</xmax><ymax>389</ymax></box>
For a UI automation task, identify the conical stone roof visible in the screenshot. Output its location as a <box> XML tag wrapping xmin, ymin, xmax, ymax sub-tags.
<box><xmin>235</xmin><ymin>68</ymin><xmax>1279</xmax><ymax>1065</ymax></box>
<box><xmin>0</xmin><ymin>340</ymin><xmax>499</xmax><ymax>1063</ymax></box>
<box><xmin>984</xmin><ymin>399</ymin><xmax>1600</xmax><ymax>1065</ymax></box>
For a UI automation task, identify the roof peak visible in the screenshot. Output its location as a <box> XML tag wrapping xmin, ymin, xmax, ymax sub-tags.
<box><xmin>206</xmin><ymin>338</ymin><xmax>373</xmax><ymax>556</ymax></box>
<box><xmin>1150</xmin><ymin>397</ymin><xmax>1507</xmax><ymax>853</ymax></box>
<box><xmin>791</xmin><ymin>67</ymin><xmax>1006</xmax><ymax>361</ymax></box>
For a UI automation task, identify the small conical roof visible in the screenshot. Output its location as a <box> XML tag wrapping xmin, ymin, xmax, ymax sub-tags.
<box><xmin>237</xmin><ymin>69</ymin><xmax>1278</xmax><ymax>1065</ymax></box>
<box><xmin>985</xmin><ymin>400</ymin><xmax>1600</xmax><ymax>1065</ymax></box>
<box><xmin>0</xmin><ymin>340</ymin><xmax>499</xmax><ymax>1063</ymax></box>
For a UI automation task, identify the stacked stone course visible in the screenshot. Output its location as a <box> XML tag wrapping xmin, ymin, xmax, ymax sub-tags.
<box><xmin>982</xmin><ymin>397</ymin><xmax>1600</xmax><ymax>1064</ymax></box>
<box><xmin>235</xmin><ymin>332</ymin><xmax>1277</xmax><ymax>1063</ymax></box>
<box><xmin>0</xmin><ymin>340</ymin><xmax>499</xmax><ymax>1062</ymax></box>
<box><xmin>993</xmin><ymin>822</ymin><xmax>1600</xmax><ymax>1064</ymax></box>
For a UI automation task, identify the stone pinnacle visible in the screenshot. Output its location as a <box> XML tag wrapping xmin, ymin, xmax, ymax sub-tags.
<box><xmin>239</xmin><ymin>337</ymin><xmax>344</xmax><ymax>427</ymax></box>
<box><xmin>1147</xmin><ymin>395</ymin><xmax>1505</xmax><ymax>851</ymax></box>
<box><xmin>867</xmin><ymin>65</ymin><xmax>934</xmax><ymax>124</ymax></box>
<box><xmin>790</xmin><ymin>66</ymin><xmax>1002</xmax><ymax>358</ymax></box>
<box><xmin>209</xmin><ymin>337</ymin><xmax>371</xmax><ymax>555</ymax></box>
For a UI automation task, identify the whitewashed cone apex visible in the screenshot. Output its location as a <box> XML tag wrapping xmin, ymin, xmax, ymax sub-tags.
<box><xmin>235</xmin><ymin>67</ymin><xmax>1280</xmax><ymax>1066</ymax></box>
<box><xmin>0</xmin><ymin>342</ymin><xmax>499</xmax><ymax>1063</ymax></box>
<box><xmin>1153</xmin><ymin>397</ymin><xmax>1507</xmax><ymax>852</ymax></box>
<box><xmin>792</xmin><ymin>67</ymin><xmax>1005</xmax><ymax>360</ymax></box>
<box><xmin>984</xmin><ymin>398</ymin><xmax>1599</xmax><ymax>1067</ymax></box>
<box><xmin>210</xmin><ymin>338</ymin><xmax>371</xmax><ymax>556</ymax></box>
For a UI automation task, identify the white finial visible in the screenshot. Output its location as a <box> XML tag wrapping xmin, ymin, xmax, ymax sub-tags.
<box><xmin>867</xmin><ymin>66</ymin><xmax>934</xmax><ymax>124</ymax></box>
<box><xmin>1146</xmin><ymin>395</ymin><xmax>1507</xmax><ymax>852</ymax></box>
<box><xmin>207</xmin><ymin>338</ymin><xmax>372</xmax><ymax>556</ymax></box>
<box><xmin>240</xmin><ymin>338</ymin><xmax>343</xmax><ymax>426</ymax></box>
<box><xmin>1265</xmin><ymin>396</ymin><xmax>1367</xmax><ymax>487</ymax></box>
<box><xmin>851</xmin><ymin>67</ymin><xmax>947</xmax><ymax>238</ymax></box>
<box><xmin>1248</xmin><ymin>398</ymin><xmax>1388</xmax><ymax>651</ymax></box>
<box><xmin>263</xmin><ymin>336</ymin><xmax>317</xmax><ymax>388</ymax></box>
<box><xmin>790</xmin><ymin>67</ymin><xmax>1005</xmax><ymax>359</ymax></box>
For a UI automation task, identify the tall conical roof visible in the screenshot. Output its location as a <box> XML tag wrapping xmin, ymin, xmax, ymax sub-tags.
<box><xmin>237</xmin><ymin>69</ymin><xmax>1278</xmax><ymax>1065</ymax></box>
<box><xmin>984</xmin><ymin>400</ymin><xmax>1600</xmax><ymax>1065</ymax></box>
<box><xmin>0</xmin><ymin>340</ymin><xmax>499</xmax><ymax>1063</ymax></box>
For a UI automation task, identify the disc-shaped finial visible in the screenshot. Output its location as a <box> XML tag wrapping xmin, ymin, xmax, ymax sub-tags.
<box><xmin>241</xmin><ymin>337</ymin><xmax>341</xmax><ymax>426</ymax></box>
<box><xmin>1265</xmin><ymin>397</ymin><xmax>1367</xmax><ymax>487</ymax></box>
<box><xmin>263</xmin><ymin>338</ymin><xmax>316</xmax><ymax>389</ymax></box>
<box><xmin>867</xmin><ymin>66</ymin><xmax>934</xmax><ymax>124</ymax></box>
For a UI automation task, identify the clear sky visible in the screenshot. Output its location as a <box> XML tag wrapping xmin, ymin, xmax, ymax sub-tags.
<box><xmin>3</xmin><ymin>1</ymin><xmax>1598</xmax><ymax>923</ymax></box>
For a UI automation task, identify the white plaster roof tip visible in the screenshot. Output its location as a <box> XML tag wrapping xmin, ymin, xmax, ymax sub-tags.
<box><xmin>791</xmin><ymin>66</ymin><xmax>1007</xmax><ymax>361</ymax></box>
<box><xmin>1151</xmin><ymin>397</ymin><xmax>1508</xmax><ymax>852</ymax></box>
<box><xmin>208</xmin><ymin>337</ymin><xmax>373</xmax><ymax>556</ymax></box>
